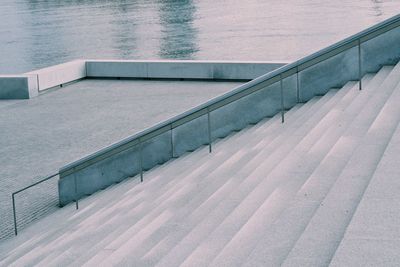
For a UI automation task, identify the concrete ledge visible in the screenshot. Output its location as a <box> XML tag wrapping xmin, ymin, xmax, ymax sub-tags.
<box><xmin>0</xmin><ymin>75</ymin><xmax>38</xmax><ymax>99</ymax></box>
<box><xmin>59</xmin><ymin>130</ymin><xmax>173</xmax><ymax>206</ymax></box>
<box><xmin>26</xmin><ymin>60</ymin><xmax>86</xmax><ymax>91</ymax></box>
<box><xmin>1</xmin><ymin>60</ymin><xmax>286</xmax><ymax>99</ymax></box>
<box><xmin>85</xmin><ymin>60</ymin><xmax>288</xmax><ymax>80</ymax></box>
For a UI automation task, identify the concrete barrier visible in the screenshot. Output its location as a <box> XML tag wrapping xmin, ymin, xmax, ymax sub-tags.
<box><xmin>298</xmin><ymin>46</ymin><xmax>359</xmax><ymax>102</ymax></box>
<box><xmin>85</xmin><ymin>60</ymin><xmax>288</xmax><ymax>80</ymax></box>
<box><xmin>0</xmin><ymin>75</ymin><xmax>38</xmax><ymax>99</ymax></box>
<box><xmin>361</xmin><ymin>25</ymin><xmax>400</xmax><ymax>74</ymax></box>
<box><xmin>26</xmin><ymin>60</ymin><xmax>86</xmax><ymax>91</ymax></box>
<box><xmin>1</xmin><ymin>60</ymin><xmax>286</xmax><ymax>99</ymax></box>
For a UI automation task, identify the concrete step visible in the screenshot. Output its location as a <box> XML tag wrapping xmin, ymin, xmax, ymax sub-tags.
<box><xmin>46</xmin><ymin>102</ymin><xmax>310</xmax><ymax>266</ymax></box>
<box><xmin>130</xmin><ymin>93</ymin><xmax>340</xmax><ymax>266</ymax></box>
<box><xmin>9</xmin><ymin>116</ymin><xmax>274</xmax><ymax>265</ymax></box>
<box><xmin>1</xmin><ymin>62</ymin><xmax>399</xmax><ymax>267</ymax></box>
<box><xmin>64</xmin><ymin>108</ymin><xmax>280</xmax><ymax>224</ymax></box>
<box><xmin>329</xmin><ymin>123</ymin><xmax>400</xmax><ymax>267</ymax></box>
<box><xmin>94</xmin><ymin>94</ymin><xmax>328</xmax><ymax>266</ymax></box>
<box><xmin>282</xmin><ymin>62</ymin><xmax>400</xmax><ymax>266</ymax></box>
<box><xmin>179</xmin><ymin>78</ymin><xmax>370</xmax><ymax>266</ymax></box>
<box><xmin>68</xmin><ymin>98</ymin><xmax>322</xmax><ymax>266</ymax></box>
<box><xmin>0</xmin><ymin>150</ymin><xmax>203</xmax><ymax>264</ymax></box>
<box><xmin>209</xmin><ymin>74</ymin><xmax>380</xmax><ymax>267</ymax></box>
<box><xmin>151</xmin><ymin>83</ymin><xmax>356</xmax><ymax>267</ymax></box>
<box><xmin>0</xmin><ymin>146</ymin><xmax>216</xmax><ymax>265</ymax></box>
<box><xmin>0</xmin><ymin>89</ymin><xmax>308</xmax><ymax>266</ymax></box>
<box><xmin>234</xmin><ymin>82</ymin><xmax>356</xmax><ymax>187</ymax></box>
<box><xmin>241</xmin><ymin>67</ymin><xmax>392</xmax><ymax>267</ymax></box>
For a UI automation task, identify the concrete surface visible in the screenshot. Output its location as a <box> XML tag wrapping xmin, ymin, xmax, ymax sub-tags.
<box><xmin>0</xmin><ymin>75</ymin><xmax>38</xmax><ymax>99</ymax></box>
<box><xmin>361</xmin><ymin>25</ymin><xmax>400</xmax><ymax>74</ymax></box>
<box><xmin>1</xmin><ymin>65</ymin><xmax>399</xmax><ymax>265</ymax></box>
<box><xmin>330</xmin><ymin>80</ymin><xmax>400</xmax><ymax>267</ymax></box>
<box><xmin>0</xmin><ymin>78</ymin><xmax>241</xmax><ymax>239</ymax></box>
<box><xmin>26</xmin><ymin>60</ymin><xmax>86</xmax><ymax>92</ymax></box>
<box><xmin>86</xmin><ymin>60</ymin><xmax>287</xmax><ymax>80</ymax></box>
<box><xmin>58</xmin><ymin>73</ymin><xmax>295</xmax><ymax>206</ymax></box>
<box><xmin>0</xmin><ymin>60</ymin><xmax>284</xmax><ymax>99</ymax></box>
<box><xmin>281</xmin><ymin>62</ymin><xmax>400</xmax><ymax>266</ymax></box>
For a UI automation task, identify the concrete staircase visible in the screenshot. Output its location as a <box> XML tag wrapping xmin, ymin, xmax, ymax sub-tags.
<box><xmin>1</xmin><ymin>63</ymin><xmax>400</xmax><ymax>266</ymax></box>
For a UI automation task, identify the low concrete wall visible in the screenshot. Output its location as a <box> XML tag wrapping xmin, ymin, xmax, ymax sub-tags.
<box><xmin>26</xmin><ymin>60</ymin><xmax>86</xmax><ymax>91</ymax></box>
<box><xmin>59</xmin><ymin>130</ymin><xmax>174</xmax><ymax>205</ymax></box>
<box><xmin>299</xmin><ymin>46</ymin><xmax>359</xmax><ymax>102</ymax></box>
<box><xmin>0</xmin><ymin>60</ymin><xmax>86</xmax><ymax>99</ymax></box>
<box><xmin>361</xmin><ymin>25</ymin><xmax>400</xmax><ymax>74</ymax></box>
<box><xmin>0</xmin><ymin>75</ymin><xmax>38</xmax><ymax>99</ymax></box>
<box><xmin>85</xmin><ymin>60</ymin><xmax>288</xmax><ymax>80</ymax></box>
<box><xmin>0</xmin><ymin>60</ymin><xmax>286</xmax><ymax>99</ymax></box>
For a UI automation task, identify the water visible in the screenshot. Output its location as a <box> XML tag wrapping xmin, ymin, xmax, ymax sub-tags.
<box><xmin>1</xmin><ymin>0</ymin><xmax>400</xmax><ymax>74</ymax></box>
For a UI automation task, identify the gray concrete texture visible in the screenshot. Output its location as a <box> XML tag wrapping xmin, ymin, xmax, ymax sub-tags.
<box><xmin>27</xmin><ymin>60</ymin><xmax>86</xmax><ymax>91</ymax></box>
<box><xmin>58</xmin><ymin>77</ymin><xmax>298</xmax><ymax>205</ymax></box>
<box><xmin>3</xmin><ymin>68</ymin><xmax>400</xmax><ymax>265</ymax></box>
<box><xmin>0</xmin><ymin>60</ymin><xmax>286</xmax><ymax>99</ymax></box>
<box><xmin>0</xmin><ymin>75</ymin><xmax>38</xmax><ymax>99</ymax></box>
<box><xmin>86</xmin><ymin>60</ymin><xmax>287</xmax><ymax>80</ymax></box>
<box><xmin>330</xmin><ymin>84</ymin><xmax>400</xmax><ymax>267</ymax></box>
<box><xmin>362</xmin><ymin>26</ymin><xmax>400</xmax><ymax>73</ymax></box>
<box><xmin>298</xmin><ymin>46</ymin><xmax>359</xmax><ymax>102</ymax></box>
<box><xmin>0</xmin><ymin>79</ymin><xmax>241</xmax><ymax>238</ymax></box>
<box><xmin>59</xmin><ymin>25</ymin><xmax>400</xmax><ymax>205</ymax></box>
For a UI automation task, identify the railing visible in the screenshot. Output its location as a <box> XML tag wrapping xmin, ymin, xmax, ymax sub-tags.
<box><xmin>11</xmin><ymin>173</ymin><xmax>78</xmax><ymax>236</ymax></box>
<box><xmin>59</xmin><ymin>13</ymin><xmax>400</xmax><ymax>205</ymax></box>
<box><xmin>8</xmin><ymin>13</ymin><xmax>400</xmax><ymax>235</ymax></box>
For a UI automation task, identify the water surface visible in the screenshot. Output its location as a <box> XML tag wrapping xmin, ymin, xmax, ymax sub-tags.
<box><xmin>1</xmin><ymin>0</ymin><xmax>400</xmax><ymax>73</ymax></box>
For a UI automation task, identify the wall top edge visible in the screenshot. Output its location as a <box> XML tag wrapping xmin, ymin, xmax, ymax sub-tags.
<box><xmin>0</xmin><ymin>74</ymin><xmax>35</xmax><ymax>78</ymax></box>
<box><xmin>0</xmin><ymin>59</ymin><xmax>288</xmax><ymax>76</ymax></box>
<box><xmin>25</xmin><ymin>59</ymin><xmax>86</xmax><ymax>75</ymax></box>
<box><xmin>0</xmin><ymin>59</ymin><xmax>289</xmax><ymax>76</ymax></box>
<box><xmin>85</xmin><ymin>59</ymin><xmax>290</xmax><ymax>64</ymax></box>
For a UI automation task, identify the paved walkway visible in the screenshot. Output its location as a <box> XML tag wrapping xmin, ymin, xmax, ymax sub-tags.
<box><xmin>0</xmin><ymin>79</ymin><xmax>241</xmax><ymax>239</ymax></box>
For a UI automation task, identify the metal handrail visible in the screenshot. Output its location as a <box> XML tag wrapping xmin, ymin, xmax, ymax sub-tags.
<box><xmin>60</xmin><ymin>13</ymin><xmax>400</xmax><ymax>177</ymax></box>
<box><xmin>11</xmin><ymin>172</ymin><xmax>79</xmax><ymax>236</ymax></box>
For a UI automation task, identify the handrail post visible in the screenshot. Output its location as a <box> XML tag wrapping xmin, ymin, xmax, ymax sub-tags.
<box><xmin>207</xmin><ymin>108</ymin><xmax>212</xmax><ymax>153</ymax></box>
<box><xmin>358</xmin><ymin>39</ymin><xmax>362</xmax><ymax>90</ymax></box>
<box><xmin>170</xmin><ymin>125</ymin><xmax>175</xmax><ymax>158</ymax></box>
<box><xmin>296</xmin><ymin>67</ymin><xmax>300</xmax><ymax>103</ymax></box>
<box><xmin>280</xmin><ymin>74</ymin><xmax>285</xmax><ymax>123</ymax></box>
<box><xmin>74</xmin><ymin>176</ymin><xmax>79</xmax><ymax>210</ymax></box>
<box><xmin>10</xmin><ymin>173</ymin><xmax>59</xmax><ymax>235</ymax></box>
<box><xmin>12</xmin><ymin>193</ymin><xmax>18</xmax><ymax>235</ymax></box>
<box><xmin>139</xmin><ymin>141</ymin><xmax>144</xmax><ymax>182</ymax></box>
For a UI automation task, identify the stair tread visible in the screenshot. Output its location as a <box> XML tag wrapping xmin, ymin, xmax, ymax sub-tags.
<box><xmin>241</xmin><ymin>67</ymin><xmax>393</xmax><ymax>267</ymax></box>
<box><xmin>329</xmin><ymin>96</ymin><xmax>400</xmax><ymax>267</ymax></box>
<box><xmin>71</xmin><ymin>89</ymin><xmax>332</xmax><ymax>265</ymax></box>
<box><xmin>152</xmin><ymin>83</ymin><xmax>357</xmax><ymax>266</ymax></box>
<box><xmin>282</xmin><ymin>62</ymin><xmax>400</xmax><ymax>266</ymax></box>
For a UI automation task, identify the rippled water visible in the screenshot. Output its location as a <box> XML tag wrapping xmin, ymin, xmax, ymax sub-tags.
<box><xmin>1</xmin><ymin>0</ymin><xmax>400</xmax><ymax>74</ymax></box>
